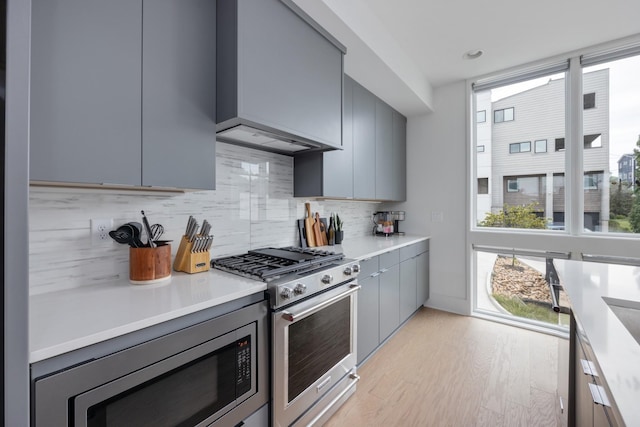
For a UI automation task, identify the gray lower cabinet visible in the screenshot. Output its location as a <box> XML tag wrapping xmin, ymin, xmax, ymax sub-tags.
<box><xmin>141</xmin><ymin>0</ymin><xmax>216</xmax><ymax>189</ymax></box>
<box><xmin>30</xmin><ymin>0</ymin><xmax>142</xmax><ymax>185</ymax></box>
<box><xmin>399</xmin><ymin>256</ymin><xmax>417</xmax><ymax>323</ymax></box>
<box><xmin>357</xmin><ymin>241</ymin><xmax>429</xmax><ymax>366</ymax></box>
<box><xmin>416</xmin><ymin>250</ymin><xmax>430</xmax><ymax>309</ymax></box>
<box><xmin>400</xmin><ymin>241</ymin><xmax>430</xmax><ymax>323</ymax></box>
<box><xmin>379</xmin><ymin>264</ymin><xmax>400</xmax><ymax>342</ymax></box>
<box><xmin>357</xmin><ymin>257</ymin><xmax>380</xmax><ymax>365</ymax></box>
<box><xmin>378</xmin><ymin>249</ymin><xmax>400</xmax><ymax>342</ymax></box>
<box><xmin>30</xmin><ymin>0</ymin><xmax>216</xmax><ymax>189</ymax></box>
<box><xmin>293</xmin><ymin>74</ymin><xmax>354</xmax><ymax>198</ymax></box>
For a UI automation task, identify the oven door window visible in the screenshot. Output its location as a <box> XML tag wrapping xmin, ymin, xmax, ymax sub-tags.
<box><xmin>288</xmin><ymin>297</ymin><xmax>351</xmax><ymax>402</ymax></box>
<box><xmin>77</xmin><ymin>333</ymin><xmax>253</xmax><ymax>427</ymax></box>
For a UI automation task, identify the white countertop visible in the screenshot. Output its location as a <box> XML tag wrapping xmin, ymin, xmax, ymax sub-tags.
<box><xmin>330</xmin><ymin>234</ymin><xmax>429</xmax><ymax>260</ymax></box>
<box><xmin>29</xmin><ymin>270</ymin><xmax>266</xmax><ymax>363</ymax></box>
<box><xmin>29</xmin><ymin>235</ymin><xmax>429</xmax><ymax>363</ymax></box>
<box><xmin>555</xmin><ymin>260</ymin><xmax>640</xmax><ymax>427</ymax></box>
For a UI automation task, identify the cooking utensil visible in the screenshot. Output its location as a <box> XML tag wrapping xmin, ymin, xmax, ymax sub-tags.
<box><xmin>305</xmin><ymin>203</ymin><xmax>316</xmax><ymax>247</ymax></box>
<box><xmin>126</xmin><ymin>222</ymin><xmax>144</xmax><ymax>247</ymax></box>
<box><xmin>313</xmin><ymin>212</ymin><xmax>323</xmax><ymax>247</ymax></box>
<box><xmin>141</xmin><ymin>210</ymin><xmax>156</xmax><ymax>248</ymax></box>
<box><xmin>319</xmin><ymin>217</ymin><xmax>328</xmax><ymax>245</ymax></box>
<box><xmin>109</xmin><ymin>224</ymin><xmax>139</xmax><ymax>247</ymax></box>
<box><xmin>297</xmin><ymin>219</ymin><xmax>308</xmax><ymax>248</ymax></box>
<box><xmin>150</xmin><ymin>223</ymin><xmax>164</xmax><ymax>241</ymax></box>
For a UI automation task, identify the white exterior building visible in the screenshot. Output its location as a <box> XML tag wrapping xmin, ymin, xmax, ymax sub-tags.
<box><xmin>476</xmin><ymin>69</ymin><xmax>610</xmax><ymax>230</ymax></box>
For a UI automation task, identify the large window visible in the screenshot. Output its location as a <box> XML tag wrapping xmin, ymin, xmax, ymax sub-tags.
<box><xmin>472</xmin><ymin>44</ymin><xmax>640</xmax><ymax>331</ymax></box>
<box><xmin>582</xmin><ymin>54</ymin><xmax>640</xmax><ymax>233</ymax></box>
<box><xmin>474</xmin><ymin>70</ymin><xmax>565</xmax><ymax>230</ymax></box>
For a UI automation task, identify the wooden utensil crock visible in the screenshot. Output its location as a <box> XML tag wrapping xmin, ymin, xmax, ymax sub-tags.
<box><xmin>129</xmin><ymin>244</ymin><xmax>172</xmax><ymax>284</ymax></box>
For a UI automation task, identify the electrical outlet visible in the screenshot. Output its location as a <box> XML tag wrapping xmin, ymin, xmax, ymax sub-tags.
<box><xmin>91</xmin><ymin>218</ymin><xmax>113</xmax><ymax>244</ymax></box>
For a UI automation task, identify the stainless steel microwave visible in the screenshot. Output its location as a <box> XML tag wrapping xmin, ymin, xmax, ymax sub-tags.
<box><xmin>31</xmin><ymin>300</ymin><xmax>268</xmax><ymax>427</ymax></box>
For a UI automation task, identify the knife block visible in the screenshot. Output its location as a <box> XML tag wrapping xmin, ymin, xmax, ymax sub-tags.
<box><xmin>129</xmin><ymin>244</ymin><xmax>172</xmax><ymax>284</ymax></box>
<box><xmin>173</xmin><ymin>235</ymin><xmax>210</xmax><ymax>274</ymax></box>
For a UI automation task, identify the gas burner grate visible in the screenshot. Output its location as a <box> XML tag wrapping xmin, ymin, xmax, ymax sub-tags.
<box><xmin>211</xmin><ymin>247</ymin><xmax>345</xmax><ymax>281</ymax></box>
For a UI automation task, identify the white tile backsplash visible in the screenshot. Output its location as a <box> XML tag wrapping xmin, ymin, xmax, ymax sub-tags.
<box><xmin>29</xmin><ymin>142</ymin><xmax>379</xmax><ymax>294</ymax></box>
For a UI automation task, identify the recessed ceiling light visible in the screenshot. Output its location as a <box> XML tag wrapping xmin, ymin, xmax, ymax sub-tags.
<box><xmin>463</xmin><ymin>49</ymin><xmax>484</xmax><ymax>60</ymax></box>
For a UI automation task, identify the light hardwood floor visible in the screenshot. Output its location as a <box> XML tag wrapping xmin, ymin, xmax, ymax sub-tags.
<box><xmin>326</xmin><ymin>308</ymin><xmax>563</xmax><ymax>427</ymax></box>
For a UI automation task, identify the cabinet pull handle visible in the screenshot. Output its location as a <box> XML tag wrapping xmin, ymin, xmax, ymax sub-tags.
<box><xmin>580</xmin><ymin>359</ymin><xmax>598</xmax><ymax>377</ymax></box>
<box><xmin>371</xmin><ymin>272</ymin><xmax>381</xmax><ymax>278</ymax></box>
<box><xmin>380</xmin><ymin>268</ymin><xmax>389</xmax><ymax>273</ymax></box>
<box><xmin>588</xmin><ymin>383</ymin><xmax>611</xmax><ymax>407</ymax></box>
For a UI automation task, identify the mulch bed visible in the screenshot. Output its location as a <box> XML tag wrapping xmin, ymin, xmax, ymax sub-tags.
<box><xmin>491</xmin><ymin>255</ymin><xmax>552</xmax><ymax>304</ymax></box>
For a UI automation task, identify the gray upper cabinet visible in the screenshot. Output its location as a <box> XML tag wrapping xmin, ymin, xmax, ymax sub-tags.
<box><xmin>375</xmin><ymin>100</ymin><xmax>394</xmax><ymax>200</ymax></box>
<box><xmin>295</xmin><ymin>74</ymin><xmax>407</xmax><ymax>201</ymax></box>
<box><xmin>30</xmin><ymin>0</ymin><xmax>216</xmax><ymax>189</ymax></box>
<box><xmin>294</xmin><ymin>75</ymin><xmax>353</xmax><ymax>198</ymax></box>
<box><xmin>217</xmin><ymin>0</ymin><xmax>344</xmax><ymax>151</ymax></box>
<box><xmin>352</xmin><ymin>79</ymin><xmax>377</xmax><ymax>199</ymax></box>
<box><xmin>30</xmin><ymin>0</ymin><xmax>142</xmax><ymax>185</ymax></box>
<box><xmin>393</xmin><ymin>111</ymin><xmax>407</xmax><ymax>201</ymax></box>
<box><xmin>142</xmin><ymin>0</ymin><xmax>216</xmax><ymax>190</ymax></box>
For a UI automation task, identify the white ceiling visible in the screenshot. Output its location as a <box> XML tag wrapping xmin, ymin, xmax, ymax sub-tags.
<box><xmin>292</xmin><ymin>0</ymin><xmax>640</xmax><ymax>116</ymax></box>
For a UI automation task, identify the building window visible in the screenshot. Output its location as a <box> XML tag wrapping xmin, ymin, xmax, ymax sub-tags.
<box><xmin>584</xmin><ymin>92</ymin><xmax>596</xmax><ymax>109</ymax></box>
<box><xmin>535</xmin><ymin>139</ymin><xmax>547</xmax><ymax>153</ymax></box>
<box><xmin>509</xmin><ymin>141</ymin><xmax>531</xmax><ymax>153</ymax></box>
<box><xmin>494</xmin><ymin>107</ymin><xmax>514</xmax><ymax>123</ymax></box>
<box><xmin>477</xmin><ymin>145</ymin><xmax>485</xmax><ymax>152</ymax></box>
<box><xmin>555</xmin><ymin>138</ymin><xmax>565</xmax><ymax>151</ymax></box>
<box><xmin>584</xmin><ymin>133</ymin><xmax>602</xmax><ymax>148</ymax></box>
<box><xmin>477</xmin><ymin>110</ymin><xmax>486</xmax><ymax>123</ymax></box>
<box><xmin>584</xmin><ymin>173</ymin><xmax>599</xmax><ymax>190</ymax></box>
<box><xmin>506</xmin><ymin>179</ymin><xmax>519</xmax><ymax>192</ymax></box>
<box><xmin>478</xmin><ymin>178</ymin><xmax>489</xmax><ymax>194</ymax></box>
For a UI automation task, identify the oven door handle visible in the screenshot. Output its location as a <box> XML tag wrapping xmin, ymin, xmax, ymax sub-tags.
<box><xmin>281</xmin><ymin>284</ymin><xmax>361</xmax><ymax>322</ymax></box>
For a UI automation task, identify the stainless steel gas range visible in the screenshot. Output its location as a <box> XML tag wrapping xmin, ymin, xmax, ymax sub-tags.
<box><xmin>212</xmin><ymin>247</ymin><xmax>361</xmax><ymax>427</ymax></box>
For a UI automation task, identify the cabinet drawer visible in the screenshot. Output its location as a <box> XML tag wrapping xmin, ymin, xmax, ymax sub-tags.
<box><xmin>399</xmin><ymin>245</ymin><xmax>414</xmax><ymax>262</ymax></box>
<box><xmin>358</xmin><ymin>256</ymin><xmax>379</xmax><ymax>278</ymax></box>
<box><xmin>379</xmin><ymin>249</ymin><xmax>399</xmax><ymax>270</ymax></box>
<box><xmin>415</xmin><ymin>240</ymin><xmax>429</xmax><ymax>254</ymax></box>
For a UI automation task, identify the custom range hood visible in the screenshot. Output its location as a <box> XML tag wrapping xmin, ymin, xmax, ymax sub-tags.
<box><xmin>217</xmin><ymin>124</ymin><xmax>322</xmax><ymax>154</ymax></box>
<box><xmin>216</xmin><ymin>0</ymin><xmax>346</xmax><ymax>156</ymax></box>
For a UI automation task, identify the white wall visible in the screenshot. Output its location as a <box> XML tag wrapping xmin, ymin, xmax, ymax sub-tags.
<box><xmin>385</xmin><ymin>81</ymin><xmax>470</xmax><ymax>315</ymax></box>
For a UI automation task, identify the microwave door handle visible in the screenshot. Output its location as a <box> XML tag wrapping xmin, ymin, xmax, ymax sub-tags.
<box><xmin>281</xmin><ymin>284</ymin><xmax>361</xmax><ymax>322</ymax></box>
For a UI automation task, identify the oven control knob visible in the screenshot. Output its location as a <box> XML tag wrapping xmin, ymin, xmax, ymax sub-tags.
<box><xmin>280</xmin><ymin>287</ymin><xmax>293</xmax><ymax>300</ymax></box>
<box><xmin>352</xmin><ymin>264</ymin><xmax>360</xmax><ymax>273</ymax></box>
<box><xmin>343</xmin><ymin>266</ymin><xmax>353</xmax><ymax>276</ymax></box>
<box><xmin>321</xmin><ymin>274</ymin><xmax>333</xmax><ymax>284</ymax></box>
<box><xmin>294</xmin><ymin>283</ymin><xmax>307</xmax><ymax>295</ymax></box>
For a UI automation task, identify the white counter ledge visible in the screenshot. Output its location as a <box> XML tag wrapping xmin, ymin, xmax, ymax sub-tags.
<box><xmin>330</xmin><ymin>234</ymin><xmax>430</xmax><ymax>260</ymax></box>
<box><xmin>29</xmin><ymin>270</ymin><xmax>266</xmax><ymax>363</ymax></box>
<box><xmin>555</xmin><ymin>260</ymin><xmax>640</xmax><ymax>427</ymax></box>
